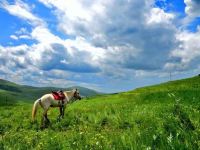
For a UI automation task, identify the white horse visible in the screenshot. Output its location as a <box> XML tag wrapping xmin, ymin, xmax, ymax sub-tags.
<box><xmin>32</xmin><ymin>89</ymin><xmax>81</xmax><ymax>128</ymax></box>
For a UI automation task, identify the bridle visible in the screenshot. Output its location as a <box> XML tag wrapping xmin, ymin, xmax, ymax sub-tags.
<box><xmin>73</xmin><ymin>89</ymin><xmax>81</xmax><ymax>100</ymax></box>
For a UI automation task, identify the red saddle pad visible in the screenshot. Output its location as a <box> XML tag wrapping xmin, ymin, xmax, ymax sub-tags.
<box><xmin>52</xmin><ymin>92</ymin><xmax>65</xmax><ymax>100</ymax></box>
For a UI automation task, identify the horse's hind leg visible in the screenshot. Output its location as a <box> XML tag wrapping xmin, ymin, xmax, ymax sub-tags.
<box><xmin>41</xmin><ymin>108</ymin><xmax>49</xmax><ymax>129</ymax></box>
<box><xmin>45</xmin><ymin>113</ymin><xmax>50</xmax><ymax>124</ymax></box>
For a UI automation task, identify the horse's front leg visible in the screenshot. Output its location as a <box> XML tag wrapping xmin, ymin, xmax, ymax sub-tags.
<box><xmin>62</xmin><ymin>105</ymin><xmax>65</xmax><ymax>118</ymax></box>
<box><xmin>57</xmin><ymin>106</ymin><xmax>63</xmax><ymax>122</ymax></box>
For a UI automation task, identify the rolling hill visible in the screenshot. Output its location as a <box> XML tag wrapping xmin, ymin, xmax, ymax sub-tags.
<box><xmin>0</xmin><ymin>79</ymin><xmax>100</xmax><ymax>105</ymax></box>
<box><xmin>0</xmin><ymin>76</ymin><xmax>200</xmax><ymax>149</ymax></box>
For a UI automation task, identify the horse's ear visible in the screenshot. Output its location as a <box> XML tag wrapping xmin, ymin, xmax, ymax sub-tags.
<box><xmin>76</xmin><ymin>88</ymin><xmax>78</xmax><ymax>91</ymax></box>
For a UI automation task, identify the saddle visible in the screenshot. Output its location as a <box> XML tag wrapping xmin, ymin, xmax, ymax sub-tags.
<box><xmin>52</xmin><ymin>90</ymin><xmax>65</xmax><ymax>100</ymax></box>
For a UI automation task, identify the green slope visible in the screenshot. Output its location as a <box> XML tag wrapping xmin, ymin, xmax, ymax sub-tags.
<box><xmin>130</xmin><ymin>75</ymin><xmax>200</xmax><ymax>104</ymax></box>
<box><xmin>0</xmin><ymin>76</ymin><xmax>200</xmax><ymax>149</ymax></box>
<box><xmin>0</xmin><ymin>79</ymin><xmax>100</xmax><ymax>105</ymax></box>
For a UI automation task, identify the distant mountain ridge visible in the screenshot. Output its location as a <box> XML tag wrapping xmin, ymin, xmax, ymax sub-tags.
<box><xmin>0</xmin><ymin>79</ymin><xmax>100</xmax><ymax>103</ymax></box>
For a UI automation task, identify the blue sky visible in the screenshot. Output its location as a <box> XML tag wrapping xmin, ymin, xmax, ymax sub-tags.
<box><xmin>0</xmin><ymin>0</ymin><xmax>200</xmax><ymax>93</ymax></box>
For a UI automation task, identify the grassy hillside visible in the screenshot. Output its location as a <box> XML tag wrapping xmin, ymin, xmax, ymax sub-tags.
<box><xmin>0</xmin><ymin>79</ymin><xmax>100</xmax><ymax>106</ymax></box>
<box><xmin>0</xmin><ymin>76</ymin><xmax>200</xmax><ymax>149</ymax></box>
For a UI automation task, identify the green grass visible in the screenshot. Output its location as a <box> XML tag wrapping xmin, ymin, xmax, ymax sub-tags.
<box><xmin>0</xmin><ymin>76</ymin><xmax>200</xmax><ymax>149</ymax></box>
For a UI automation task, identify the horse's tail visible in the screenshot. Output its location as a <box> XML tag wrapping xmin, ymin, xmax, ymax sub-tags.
<box><xmin>32</xmin><ymin>99</ymin><xmax>40</xmax><ymax>121</ymax></box>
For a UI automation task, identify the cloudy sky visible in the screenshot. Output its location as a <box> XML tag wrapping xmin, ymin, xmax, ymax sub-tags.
<box><xmin>0</xmin><ymin>0</ymin><xmax>200</xmax><ymax>92</ymax></box>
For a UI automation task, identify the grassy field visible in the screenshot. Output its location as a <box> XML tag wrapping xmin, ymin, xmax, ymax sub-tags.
<box><xmin>0</xmin><ymin>76</ymin><xmax>200</xmax><ymax>149</ymax></box>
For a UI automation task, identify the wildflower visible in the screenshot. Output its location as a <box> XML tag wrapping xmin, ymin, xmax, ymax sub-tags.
<box><xmin>167</xmin><ymin>133</ymin><xmax>173</xmax><ymax>143</ymax></box>
<box><xmin>137</xmin><ymin>132</ymin><xmax>141</xmax><ymax>136</ymax></box>
<box><xmin>146</xmin><ymin>146</ymin><xmax>151</xmax><ymax>150</ymax></box>
<box><xmin>153</xmin><ymin>135</ymin><xmax>157</xmax><ymax>140</ymax></box>
<box><xmin>175</xmin><ymin>98</ymin><xmax>180</xmax><ymax>103</ymax></box>
<box><xmin>176</xmin><ymin>132</ymin><xmax>180</xmax><ymax>137</ymax></box>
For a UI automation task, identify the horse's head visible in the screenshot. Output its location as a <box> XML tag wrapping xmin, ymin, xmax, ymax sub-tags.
<box><xmin>73</xmin><ymin>88</ymin><xmax>82</xmax><ymax>100</ymax></box>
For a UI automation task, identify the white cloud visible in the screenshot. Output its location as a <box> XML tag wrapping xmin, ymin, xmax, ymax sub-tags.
<box><xmin>10</xmin><ymin>35</ymin><xmax>18</xmax><ymax>40</ymax></box>
<box><xmin>19</xmin><ymin>35</ymin><xmax>31</xmax><ymax>39</ymax></box>
<box><xmin>0</xmin><ymin>44</ymin><xmax>29</xmax><ymax>53</ymax></box>
<box><xmin>38</xmin><ymin>0</ymin><xmax>110</xmax><ymax>35</ymax></box>
<box><xmin>147</xmin><ymin>7</ymin><xmax>174</xmax><ymax>24</ymax></box>
<box><xmin>13</xmin><ymin>27</ymin><xmax>32</xmax><ymax>40</ymax></box>
<box><xmin>0</xmin><ymin>44</ymin><xmax>30</xmax><ymax>71</ymax></box>
<box><xmin>10</xmin><ymin>34</ymin><xmax>31</xmax><ymax>40</ymax></box>
<box><xmin>166</xmin><ymin>28</ymin><xmax>200</xmax><ymax>71</ymax></box>
<box><xmin>63</xmin><ymin>37</ymin><xmax>106</xmax><ymax>64</ymax></box>
<box><xmin>172</xmin><ymin>30</ymin><xmax>200</xmax><ymax>63</ymax></box>
<box><xmin>29</xmin><ymin>25</ymin><xmax>106</xmax><ymax>70</ymax></box>
<box><xmin>15</xmin><ymin>27</ymin><xmax>28</xmax><ymax>35</ymax></box>
<box><xmin>185</xmin><ymin>0</ymin><xmax>200</xmax><ymax>18</ymax></box>
<box><xmin>1</xmin><ymin>0</ymin><xmax>45</xmax><ymax>26</ymax></box>
<box><xmin>31</xmin><ymin>26</ymin><xmax>61</xmax><ymax>43</ymax></box>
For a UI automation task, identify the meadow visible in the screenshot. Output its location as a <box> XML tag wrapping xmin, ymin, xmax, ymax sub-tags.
<box><xmin>0</xmin><ymin>76</ymin><xmax>200</xmax><ymax>149</ymax></box>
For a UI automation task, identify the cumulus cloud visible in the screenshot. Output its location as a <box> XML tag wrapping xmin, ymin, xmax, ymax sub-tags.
<box><xmin>1</xmin><ymin>0</ymin><xmax>200</xmax><ymax>92</ymax></box>
<box><xmin>1</xmin><ymin>0</ymin><xmax>103</xmax><ymax>73</ymax></box>
<box><xmin>31</xmin><ymin>26</ymin><xmax>61</xmax><ymax>43</ymax></box>
<box><xmin>166</xmin><ymin>28</ymin><xmax>200</xmax><ymax>71</ymax></box>
<box><xmin>147</xmin><ymin>7</ymin><xmax>174</xmax><ymax>24</ymax></box>
<box><xmin>0</xmin><ymin>44</ymin><xmax>30</xmax><ymax>71</ymax></box>
<box><xmin>38</xmin><ymin>0</ymin><xmax>177</xmax><ymax>72</ymax></box>
<box><xmin>36</xmin><ymin>43</ymin><xmax>101</xmax><ymax>73</ymax></box>
<box><xmin>185</xmin><ymin>0</ymin><xmax>200</xmax><ymax>18</ymax></box>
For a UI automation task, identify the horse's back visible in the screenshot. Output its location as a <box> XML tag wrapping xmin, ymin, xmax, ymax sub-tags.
<box><xmin>41</xmin><ymin>93</ymin><xmax>52</xmax><ymax>100</ymax></box>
